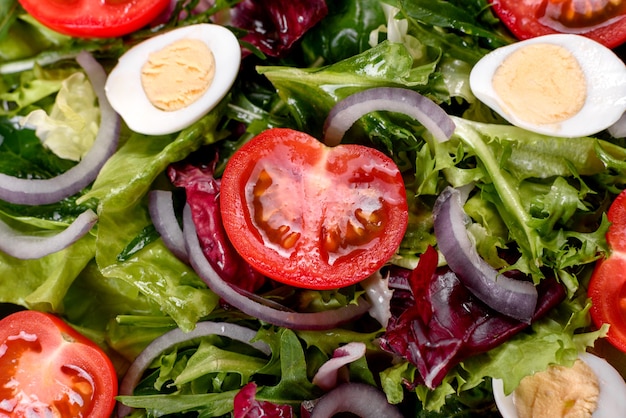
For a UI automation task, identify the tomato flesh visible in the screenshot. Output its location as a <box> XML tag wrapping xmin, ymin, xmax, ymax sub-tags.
<box><xmin>589</xmin><ymin>190</ymin><xmax>626</xmax><ymax>352</ymax></box>
<box><xmin>17</xmin><ymin>0</ymin><xmax>171</xmax><ymax>38</ymax></box>
<box><xmin>0</xmin><ymin>311</ymin><xmax>118</xmax><ymax>417</ymax></box>
<box><xmin>220</xmin><ymin>128</ymin><xmax>408</xmax><ymax>290</ymax></box>
<box><xmin>490</xmin><ymin>0</ymin><xmax>626</xmax><ymax>48</ymax></box>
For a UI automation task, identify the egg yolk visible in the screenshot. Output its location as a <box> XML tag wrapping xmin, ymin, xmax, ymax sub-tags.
<box><xmin>513</xmin><ymin>359</ymin><xmax>599</xmax><ymax>418</ymax></box>
<box><xmin>141</xmin><ymin>38</ymin><xmax>215</xmax><ymax>111</ymax></box>
<box><xmin>491</xmin><ymin>43</ymin><xmax>587</xmax><ymax>126</ymax></box>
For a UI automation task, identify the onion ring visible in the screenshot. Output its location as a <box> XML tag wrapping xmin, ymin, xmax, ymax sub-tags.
<box><xmin>183</xmin><ymin>205</ymin><xmax>372</xmax><ymax>330</ymax></box>
<box><xmin>433</xmin><ymin>186</ymin><xmax>538</xmax><ymax>322</ymax></box>
<box><xmin>0</xmin><ymin>209</ymin><xmax>97</xmax><ymax>259</ymax></box>
<box><xmin>0</xmin><ymin>51</ymin><xmax>120</xmax><ymax>205</ymax></box>
<box><xmin>322</xmin><ymin>87</ymin><xmax>455</xmax><ymax>146</ymax></box>
<box><xmin>148</xmin><ymin>190</ymin><xmax>188</xmax><ymax>262</ymax></box>
<box><xmin>310</xmin><ymin>383</ymin><xmax>403</xmax><ymax>418</ymax></box>
<box><xmin>117</xmin><ymin>321</ymin><xmax>271</xmax><ymax>418</ymax></box>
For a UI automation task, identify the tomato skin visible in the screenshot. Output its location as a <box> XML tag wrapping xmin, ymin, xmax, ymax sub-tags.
<box><xmin>0</xmin><ymin>310</ymin><xmax>118</xmax><ymax>417</ymax></box>
<box><xmin>489</xmin><ymin>0</ymin><xmax>626</xmax><ymax>49</ymax></box>
<box><xmin>589</xmin><ymin>190</ymin><xmax>626</xmax><ymax>352</ymax></box>
<box><xmin>17</xmin><ymin>0</ymin><xmax>171</xmax><ymax>38</ymax></box>
<box><xmin>220</xmin><ymin>128</ymin><xmax>408</xmax><ymax>290</ymax></box>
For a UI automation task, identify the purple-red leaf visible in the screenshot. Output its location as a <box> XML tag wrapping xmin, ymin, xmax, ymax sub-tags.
<box><xmin>380</xmin><ymin>246</ymin><xmax>566</xmax><ymax>389</ymax></box>
<box><xmin>231</xmin><ymin>0</ymin><xmax>328</xmax><ymax>57</ymax></box>
<box><xmin>234</xmin><ymin>382</ymin><xmax>294</xmax><ymax>418</ymax></box>
<box><xmin>168</xmin><ymin>160</ymin><xmax>266</xmax><ymax>293</ymax></box>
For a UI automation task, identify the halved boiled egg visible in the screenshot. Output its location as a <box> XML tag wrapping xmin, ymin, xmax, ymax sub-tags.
<box><xmin>470</xmin><ymin>34</ymin><xmax>626</xmax><ymax>138</ymax></box>
<box><xmin>493</xmin><ymin>352</ymin><xmax>626</xmax><ymax>418</ymax></box>
<box><xmin>105</xmin><ymin>24</ymin><xmax>240</xmax><ymax>136</ymax></box>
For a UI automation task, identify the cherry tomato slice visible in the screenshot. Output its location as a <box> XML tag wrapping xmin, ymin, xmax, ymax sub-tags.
<box><xmin>0</xmin><ymin>310</ymin><xmax>118</xmax><ymax>417</ymax></box>
<box><xmin>17</xmin><ymin>0</ymin><xmax>171</xmax><ymax>38</ymax></box>
<box><xmin>220</xmin><ymin>128</ymin><xmax>408</xmax><ymax>290</ymax></box>
<box><xmin>589</xmin><ymin>190</ymin><xmax>626</xmax><ymax>352</ymax></box>
<box><xmin>489</xmin><ymin>0</ymin><xmax>626</xmax><ymax>48</ymax></box>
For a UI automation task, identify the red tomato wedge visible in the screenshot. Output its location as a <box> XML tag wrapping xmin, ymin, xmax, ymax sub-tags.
<box><xmin>589</xmin><ymin>189</ymin><xmax>626</xmax><ymax>352</ymax></box>
<box><xmin>0</xmin><ymin>310</ymin><xmax>118</xmax><ymax>417</ymax></box>
<box><xmin>220</xmin><ymin>128</ymin><xmax>408</xmax><ymax>290</ymax></box>
<box><xmin>17</xmin><ymin>0</ymin><xmax>170</xmax><ymax>38</ymax></box>
<box><xmin>489</xmin><ymin>0</ymin><xmax>626</xmax><ymax>48</ymax></box>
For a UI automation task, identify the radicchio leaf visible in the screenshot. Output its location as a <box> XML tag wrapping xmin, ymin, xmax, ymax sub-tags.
<box><xmin>230</xmin><ymin>0</ymin><xmax>328</xmax><ymax>57</ymax></box>
<box><xmin>234</xmin><ymin>382</ymin><xmax>294</xmax><ymax>418</ymax></box>
<box><xmin>379</xmin><ymin>246</ymin><xmax>566</xmax><ymax>389</ymax></box>
<box><xmin>168</xmin><ymin>158</ymin><xmax>266</xmax><ymax>293</ymax></box>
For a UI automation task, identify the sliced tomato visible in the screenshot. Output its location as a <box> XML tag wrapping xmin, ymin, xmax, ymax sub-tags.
<box><xmin>17</xmin><ymin>0</ymin><xmax>170</xmax><ymax>38</ymax></box>
<box><xmin>489</xmin><ymin>0</ymin><xmax>626</xmax><ymax>48</ymax></box>
<box><xmin>220</xmin><ymin>128</ymin><xmax>408</xmax><ymax>290</ymax></box>
<box><xmin>589</xmin><ymin>190</ymin><xmax>626</xmax><ymax>352</ymax></box>
<box><xmin>0</xmin><ymin>310</ymin><xmax>118</xmax><ymax>417</ymax></box>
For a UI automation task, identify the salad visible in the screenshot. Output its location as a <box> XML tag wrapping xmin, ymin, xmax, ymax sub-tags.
<box><xmin>1</xmin><ymin>0</ymin><xmax>625</xmax><ymax>416</ymax></box>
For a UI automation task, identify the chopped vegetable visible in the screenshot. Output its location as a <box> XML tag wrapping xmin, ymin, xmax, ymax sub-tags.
<box><xmin>308</xmin><ymin>382</ymin><xmax>404</xmax><ymax>418</ymax></box>
<box><xmin>0</xmin><ymin>51</ymin><xmax>119</xmax><ymax>205</ymax></box>
<box><xmin>183</xmin><ymin>203</ymin><xmax>373</xmax><ymax>330</ymax></box>
<box><xmin>231</xmin><ymin>0</ymin><xmax>328</xmax><ymax>57</ymax></box>
<box><xmin>433</xmin><ymin>185</ymin><xmax>538</xmax><ymax>322</ymax></box>
<box><xmin>220</xmin><ymin>127</ymin><xmax>408</xmax><ymax>290</ymax></box>
<box><xmin>589</xmin><ymin>189</ymin><xmax>626</xmax><ymax>352</ymax></box>
<box><xmin>169</xmin><ymin>160</ymin><xmax>266</xmax><ymax>292</ymax></box>
<box><xmin>380</xmin><ymin>246</ymin><xmax>566</xmax><ymax>389</ymax></box>
<box><xmin>234</xmin><ymin>382</ymin><xmax>294</xmax><ymax>418</ymax></box>
<box><xmin>0</xmin><ymin>208</ymin><xmax>97</xmax><ymax>259</ymax></box>
<box><xmin>17</xmin><ymin>0</ymin><xmax>171</xmax><ymax>38</ymax></box>
<box><xmin>0</xmin><ymin>310</ymin><xmax>117</xmax><ymax>417</ymax></box>
<box><xmin>489</xmin><ymin>0</ymin><xmax>626</xmax><ymax>48</ymax></box>
<box><xmin>322</xmin><ymin>87</ymin><xmax>455</xmax><ymax>146</ymax></box>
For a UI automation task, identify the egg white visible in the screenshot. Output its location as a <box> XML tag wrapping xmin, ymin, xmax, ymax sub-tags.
<box><xmin>470</xmin><ymin>34</ymin><xmax>626</xmax><ymax>138</ymax></box>
<box><xmin>493</xmin><ymin>352</ymin><xmax>626</xmax><ymax>418</ymax></box>
<box><xmin>105</xmin><ymin>24</ymin><xmax>240</xmax><ymax>136</ymax></box>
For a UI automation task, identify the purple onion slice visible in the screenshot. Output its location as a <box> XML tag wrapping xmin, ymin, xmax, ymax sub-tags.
<box><xmin>312</xmin><ymin>342</ymin><xmax>366</xmax><ymax>391</ymax></box>
<box><xmin>0</xmin><ymin>51</ymin><xmax>120</xmax><ymax>205</ymax></box>
<box><xmin>310</xmin><ymin>383</ymin><xmax>403</xmax><ymax>418</ymax></box>
<box><xmin>182</xmin><ymin>205</ymin><xmax>372</xmax><ymax>330</ymax></box>
<box><xmin>432</xmin><ymin>186</ymin><xmax>538</xmax><ymax>323</ymax></box>
<box><xmin>0</xmin><ymin>209</ymin><xmax>97</xmax><ymax>259</ymax></box>
<box><xmin>117</xmin><ymin>321</ymin><xmax>271</xmax><ymax>418</ymax></box>
<box><xmin>322</xmin><ymin>87</ymin><xmax>455</xmax><ymax>146</ymax></box>
<box><xmin>148</xmin><ymin>190</ymin><xmax>188</xmax><ymax>262</ymax></box>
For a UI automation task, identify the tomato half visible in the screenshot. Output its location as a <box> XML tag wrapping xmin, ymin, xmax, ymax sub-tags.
<box><xmin>0</xmin><ymin>310</ymin><xmax>118</xmax><ymax>417</ymax></box>
<box><xmin>489</xmin><ymin>0</ymin><xmax>626</xmax><ymax>48</ymax></box>
<box><xmin>589</xmin><ymin>189</ymin><xmax>626</xmax><ymax>352</ymax></box>
<box><xmin>17</xmin><ymin>0</ymin><xmax>171</xmax><ymax>38</ymax></box>
<box><xmin>220</xmin><ymin>128</ymin><xmax>408</xmax><ymax>290</ymax></box>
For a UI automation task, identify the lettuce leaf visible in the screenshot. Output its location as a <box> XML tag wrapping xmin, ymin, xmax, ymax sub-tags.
<box><xmin>19</xmin><ymin>71</ymin><xmax>99</xmax><ymax>161</ymax></box>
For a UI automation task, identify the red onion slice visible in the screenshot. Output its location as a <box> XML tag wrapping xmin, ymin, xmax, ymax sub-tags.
<box><xmin>361</xmin><ymin>271</ymin><xmax>393</xmax><ymax>327</ymax></box>
<box><xmin>433</xmin><ymin>186</ymin><xmax>538</xmax><ymax>323</ymax></box>
<box><xmin>117</xmin><ymin>321</ymin><xmax>271</xmax><ymax>418</ymax></box>
<box><xmin>148</xmin><ymin>190</ymin><xmax>188</xmax><ymax>262</ymax></box>
<box><xmin>310</xmin><ymin>383</ymin><xmax>403</xmax><ymax>418</ymax></box>
<box><xmin>0</xmin><ymin>51</ymin><xmax>120</xmax><ymax>205</ymax></box>
<box><xmin>312</xmin><ymin>342</ymin><xmax>366</xmax><ymax>391</ymax></box>
<box><xmin>322</xmin><ymin>87</ymin><xmax>455</xmax><ymax>146</ymax></box>
<box><xmin>183</xmin><ymin>205</ymin><xmax>372</xmax><ymax>330</ymax></box>
<box><xmin>609</xmin><ymin>111</ymin><xmax>626</xmax><ymax>138</ymax></box>
<box><xmin>0</xmin><ymin>209</ymin><xmax>97</xmax><ymax>259</ymax></box>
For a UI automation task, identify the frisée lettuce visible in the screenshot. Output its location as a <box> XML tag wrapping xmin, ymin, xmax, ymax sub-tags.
<box><xmin>0</xmin><ymin>0</ymin><xmax>623</xmax><ymax>417</ymax></box>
